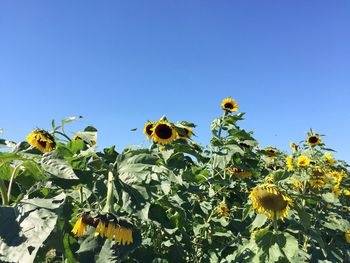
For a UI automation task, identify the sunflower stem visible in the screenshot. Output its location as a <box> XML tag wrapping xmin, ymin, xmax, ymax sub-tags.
<box><xmin>53</xmin><ymin>131</ymin><xmax>72</xmax><ymax>142</ymax></box>
<box><xmin>0</xmin><ymin>178</ymin><xmax>9</xmax><ymax>205</ymax></box>
<box><xmin>211</xmin><ymin>111</ymin><xmax>228</xmax><ymax>177</ymax></box>
<box><xmin>7</xmin><ymin>164</ymin><xmax>21</xmax><ymax>202</ymax></box>
<box><xmin>102</xmin><ymin>164</ymin><xmax>115</xmax><ymax>213</ymax></box>
<box><xmin>273</xmin><ymin>216</ymin><xmax>278</xmax><ymax>233</ymax></box>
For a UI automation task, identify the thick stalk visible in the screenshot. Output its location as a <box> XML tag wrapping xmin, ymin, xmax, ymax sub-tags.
<box><xmin>0</xmin><ymin>178</ymin><xmax>9</xmax><ymax>205</ymax></box>
<box><xmin>102</xmin><ymin>164</ymin><xmax>115</xmax><ymax>213</ymax></box>
<box><xmin>211</xmin><ymin>111</ymin><xmax>228</xmax><ymax>177</ymax></box>
<box><xmin>7</xmin><ymin>164</ymin><xmax>21</xmax><ymax>201</ymax></box>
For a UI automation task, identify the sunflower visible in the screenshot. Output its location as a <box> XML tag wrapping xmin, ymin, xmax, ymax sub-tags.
<box><xmin>286</xmin><ymin>156</ymin><xmax>294</xmax><ymax>171</ymax></box>
<box><xmin>306</xmin><ymin>134</ymin><xmax>321</xmax><ymax>147</ymax></box>
<box><xmin>250</xmin><ymin>185</ymin><xmax>293</xmax><ymax>220</ymax></box>
<box><xmin>226</xmin><ymin>167</ymin><xmax>252</xmax><ymax>179</ymax></box>
<box><xmin>343</xmin><ymin>189</ymin><xmax>350</xmax><ymax>196</ymax></box>
<box><xmin>221</xmin><ymin>98</ymin><xmax>238</xmax><ymax>112</ymax></box>
<box><xmin>328</xmin><ymin>170</ymin><xmax>345</xmax><ymax>184</ymax></box>
<box><xmin>289</xmin><ymin>142</ymin><xmax>298</xmax><ymax>153</ymax></box>
<box><xmin>333</xmin><ymin>183</ymin><xmax>341</xmax><ymax>198</ymax></box>
<box><xmin>309</xmin><ymin>177</ymin><xmax>328</xmax><ymax>190</ymax></box>
<box><xmin>151</xmin><ymin>121</ymin><xmax>177</xmax><ymax>145</ymax></box>
<box><xmin>71</xmin><ymin>217</ymin><xmax>87</xmax><ymax>237</ymax></box>
<box><xmin>26</xmin><ymin>129</ymin><xmax>55</xmax><ymax>153</ymax></box>
<box><xmin>345</xmin><ymin>230</ymin><xmax>350</xmax><ymax>244</ymax></box>
<box><xmin>143</xmin><ymin>121</ymin><xmax>154</xmax><ymax>140</ymax></box>
<box><xmin>217</xmin><ymin>203</ymin><xmax>229</xmax><ymax>217</ymax></box>
<box><xmin>324</xmin><ymin>152</ymin><xmax>335</xmax><ymax>166</ymax></box>
<box><xmin>264</xmin><ymin>147</ymin><xmax>278</xmax><ymax>160</ymax></box>
<box><xmin>296</xmin><ymin>156</ymin><xmax>310</xmax><ymax>167</ymax></box>
<box><xmin>73</xmin><ymin>134</ymin><xmax>96</xmax><ymax>146</ymax></box>
<box><xmin>177</xmin><ymin>126</ymin><xmax>193</xmax><ymax>139</ymax></box>
<box><xmin>341</xmin><ymin>206</ymin><xmax>348</xmax><ymax>212</ymax></box>
<box><xmin>95</xmin><ymin>221</ymin><xmax>133</xmax><ymax>245</ymax></box>
<box><xmin>291</xmin><ymin>178</ymin><xmax>302</xmax><ymax>190</ymax></box>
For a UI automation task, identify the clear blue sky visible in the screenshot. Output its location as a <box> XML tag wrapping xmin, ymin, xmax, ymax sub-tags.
<box><xmin>1</xmin><ymin>1</ymin><xmax>349</xmax><ymax>162</ymax></box>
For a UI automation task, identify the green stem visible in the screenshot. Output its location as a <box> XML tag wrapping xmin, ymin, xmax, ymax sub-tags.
<box><xmin>273</xmin><ymin>216</ymin><xmax>278</xmax><ymax>233</ymax></box>
<box><xmin>211</xmin><ymin>111</ymin><xmax>228</xmax><ymax>177</ymax></box>
<box><xmin>7</xmin><ymin>164</ymin><xmax>21</xmax><ymax>201</ymax></box>
<box><xmin>0</xmin><ymin>178</ymin><xmax>9</xmax><ymax>205</ymax></box>
<box><xmin>102</xmin><ymin>164</ymin><xmax>115</xmax><ymax>213</ymax></box>
<box><xmin>53</xmin><ymin>131</ymin><xmax>72</xmax><ymax>142</ymax></box>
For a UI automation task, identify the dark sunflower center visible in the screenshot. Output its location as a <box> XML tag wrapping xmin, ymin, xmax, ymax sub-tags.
<box><xmin>224</xmin><ymin>103</ymin><xmax>234</xmax><ymax>109</ymax></box>
<box><xmin>37</xmin><ymin>138</ymin><xmax>47</xmax><ymax>148</ymax></box>
<box><xmin>155</xmin><ymin>124</ymin><xmax>173</xmax><ymax>139</ymax></box>
<box><xmin>308</xmin><ymin>136</ymin><xmax>319</xmax><ymax>144</ymax></box>
<box><xmin>257</xmin><ymin>190</ymin><xmax>287</xmax><ymax>211</ymax></box>
<box><xmin>146</xmin><ymin>124</ymin><xmax>153</xmax><ymax>135</ymax></box>
<box><xmin>184</xmin><ymin>128</ymin><xmax>190</xmax><ymax>136</ymax></box>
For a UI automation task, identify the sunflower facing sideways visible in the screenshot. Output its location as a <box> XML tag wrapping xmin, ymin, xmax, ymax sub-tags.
<box><xmin>26</xmin><ymin>129</ymin><xmax>56</xmax><ymax>153</ymax></box>
<box><xmin>143</xmin><ymin>121</ymin><xmax>154</xmax><ymax>139</ymax></box>
<box><xmin>151</xmin><ymin>120</ymin><xmax>177</xmax><ymax>145</ymax></box>
<box><xmin>221</xmin><ymin>98</ymin><xmax>238</xmax><ymax>112</ymax></box>
<box><xmin>306</xmin><ymin>133</ymin><xmax>321</xmax><ymax>147</ymax></box>
<box><xmin>250</xmin><ymin>184</ymin><xmax>293</xmax><ymax>220</ymax></box>
<box><xmin>176</xmin><ymin>126</ymin><xmax>193</xmax><ymax>140</ymax></box>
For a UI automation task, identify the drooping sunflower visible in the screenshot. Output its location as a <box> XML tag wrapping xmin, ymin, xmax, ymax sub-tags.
<box><xmin>296</xmin><ymin>155</ymin><xmax>310</xmax><ymax>167</ymax></box>
<box><xmin>286</xmin><ymin>156</ymin><xmax>294</xmax><ymax>171</ymax></box>
<box><xmin>264</xmin><ymin>147</ymin><xmax>278</xmax><ymax>160</ymax></box>
<box><xmin>95</xmin><ymin>221</ymin><xmax>133</xmax><ymax>245</ymax></box>
<box><xmin>151</xmin><ymin>121</ymin><xmax>177</xmax><ymax>145</ymax></box>
<box><xmin>26</xmin><ymin>129</ymin><xmax>55</xmax><ymax>153</ymax></box>
<box><xmin>221</xmin><ymin>98</ymin><xmax>238</xmax><ymax>112</ymax></box>
<box><xmin>143</xmin><ymin>121</ymin><xmax>154</xmax><ymax>140</ymax></box>
<box><xmin>217</xmin><ymin>202</ymin><xmax>229</xmax><ymax>217</ymax></box>
<box><xmin>306</xmin><ymin>134</ymin><xmax>321</xmax><ymax>147</ymax></box>
<box><xmin>250</xmin><ymin>185</ymin><xmax>293</xmax><ymax>220</ymax></box>
<box><xmin>324</xmin><ymin>152</ymin><xmax>335</xmax><ymax>166</ymax></box>
<box><xmin>71</xmin><ymin>216</ymin><xmax>87</xmax><ymax>237</ymax></box>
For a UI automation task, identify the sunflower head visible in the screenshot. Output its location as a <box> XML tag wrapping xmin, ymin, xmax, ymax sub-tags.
<box><xmin>286</xmin><ymin>156</ymin><xmax>294</xmax><ymax>171</ymax></box>
<box><xmin>343</xmin><ymin>189</ymin><xmax>350</xmax><ymax>196</ymax></box>
<box><xmin>217</xmin><ymin>203</ymin><xmax>229</xmax><ymax>217</ymax></box>
<box><xmin>177</xmin><ymin>126</ymin><xmax>193</xmax><ymax>139</ymax></box>
<box><xmin>296</xmin><ymin>155</ymin><xmax>310</xmax><ymax>167</ymax></box>
<box><xmin>324</xmin><ymin>152</ymin><xmax>335</xmax><ymax>166</ymax></box>
<box><xmin>93</xmin><ymin>214</ymin><xmax>134</xmax><ymax>245</ymax></box>
<box><xmin>26</xmin><ymin>129</ymin><xmax>55</xmax><ymax>153</ymax></box>
<box><xmin>264</xmin><ymin>147</ymin><xmax>278</xmax><ymax>159</ymax></box>
<box><xmin>226</xmin><ymin>167</ymin><xmax>252</xmax><ymax>179</ymax></box>
<box><xmin>328</xmin><ymin>170</ymin><xmax>345</xmax><ymax>184</ymax></box>
<box><xmin>151</xmin><ymin>121</ymin><xmax>177</xmax><ymax>145</ymax></box>
<box><xmin>73</xmin><ymin>134</ymin><xmax>96</xmax><ymax>146</ymax></box>
<box><xmin>289</xmin><ymin>142</ymin><xmax>298</xmax><ymax>152</ymax></box>
<box><xmin>71</xmin><ymin>216</ymin><xmax>88</xmax><ymax>237</ymax></box>
<box><xmin>250</xmin><ymin>185</ymin><xmax>293</xmax><ymax>220</ymax></box>
<box><xmin>221</xmin><ymin>98</ymin><xmax>238</xmax><ymax>112</ymax></box>
<box><xmin>345</xmin><ymin>230</ymin><xmax>350</xmax><ymax>243</ymax></box>
<box><xmin>143</xmin><ymin>121</ymin><xmax>154</xmax><ymax>140</ymax></box>
<box><xmin>306</xmin><ymin>134</ymin><xmax>321</xmax><ymax>147</ymax></box>
<box><xmin>309</xmin><ymin>177</ymin><xmax>328</xmax><ymax>190</ymax></box>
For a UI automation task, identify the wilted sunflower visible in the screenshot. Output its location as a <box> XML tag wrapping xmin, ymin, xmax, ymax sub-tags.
<box><xmin>71</xmin><ymin>216</ymin><xmax>88</xmax><ymax>237</ymax></box>
<box><xmin>286</xmin><ymin>156</ymin><xmax>294</xmax><ymax>171</ymax></box>
<box><xmin>217</xmin><ymin>202</ymin><xmax>229</xmax><ymax>217</ymax></box>
<box><xmin>143</xmin><ymin>121</ymin><xmax>154</xmax><ymax>140</ymax></box>
<box><xmin>324</xmin><ymin>152</ymin><xmax>335</xmax><ymax>166</ymax></box>
<box><xmin>289</xmin><ymin>142</ymin><xmax>298</xmax><ymax>153</ymax></box>
<box><xmin>250</xmin><ymin>185</ymin><xmax>293</xmax><ymax>220</ymax></box>
<box><xmin>221</xmin><ymin>98</ymin><xmax>238</xmax><ymax>112</ymax></box>
<box><xmin>296</xmin><ymin>155</ymin><xmax>310</xmax><ymax>167</ymax></box>
<box><xmin>345</xmin><ymin>230</ymin><xmax>350</xmax><ymax>243</ymax></box>
<box><xmin>152</xmin><ymin>121</ymin><xmax>177</xmax><ymax>145</ymax></box>
<box><xmin>26</xmin><ymin>129</ymin><xmax>55</xmax><ymax>153</ymax></box>
<box><xmin>306</xmin><ymin>134</ymin><xmax>321</xmax><ymax>147</ymax></box>
<box><xmin>264</xmin><ymin>147</ymin><xmax>278</xmax><ymax>159</ymax></box>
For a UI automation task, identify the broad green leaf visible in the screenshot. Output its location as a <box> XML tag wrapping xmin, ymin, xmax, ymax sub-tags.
<box><xmin>40</xmin><ymin>154</ymin><xmax>78</xmax><ymax>179</ymax></box>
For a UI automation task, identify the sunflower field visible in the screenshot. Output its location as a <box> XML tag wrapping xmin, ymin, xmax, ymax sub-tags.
<box><xmin>0</xmin><ymin>98</ymin><xmax>349</xmax><ymax>263</ymax></box>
